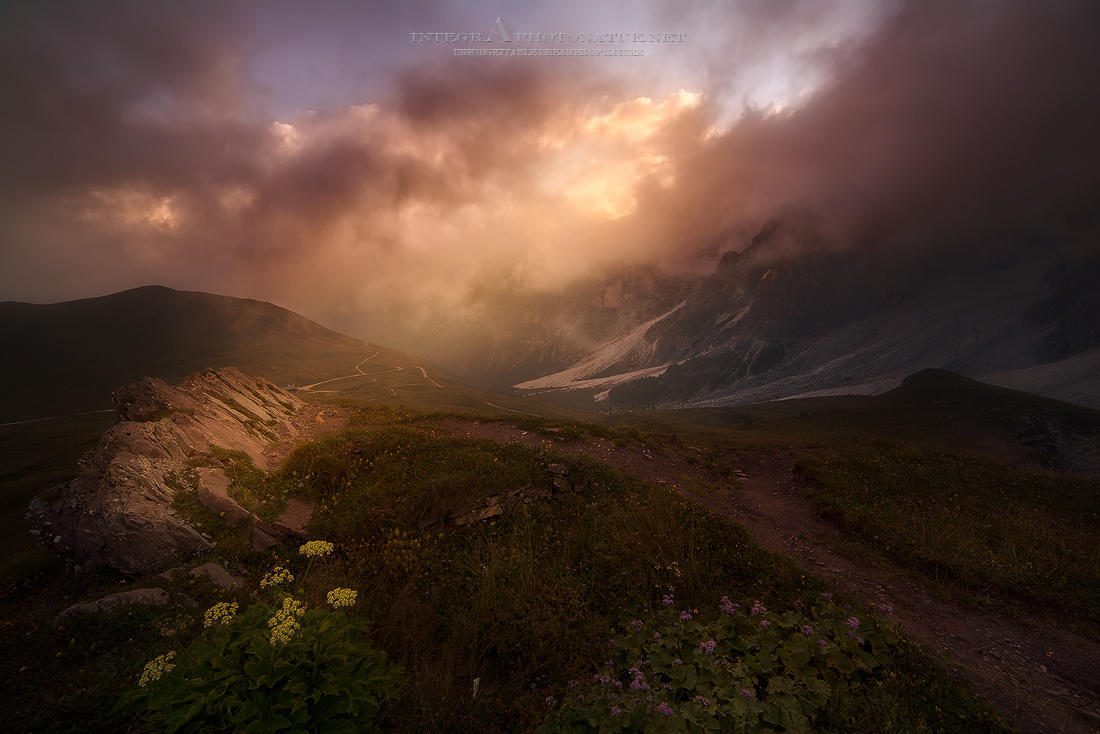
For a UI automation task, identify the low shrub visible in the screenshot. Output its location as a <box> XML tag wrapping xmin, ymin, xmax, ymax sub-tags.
<box><xmin>540</xmin><ymin>593</ymin><xmax>895</xmax><ymax>732</ymax></box>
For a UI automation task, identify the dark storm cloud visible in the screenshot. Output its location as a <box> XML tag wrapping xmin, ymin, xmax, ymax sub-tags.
<box><xmin>0</xmin><ymin>0</ymin><xmax>1097</xmax><ymax>342</ymax></box>
<box><xmin>629</xmin><ymin>0</ymin><xmax>1100</xmax><ymax>259</ymax></box>
<box><xmin>0</xmin><ymin>1</ymin><xmax>263</xmax><ymax>198</ymax></box>
<box><xmin>0</xmin><ymin>0</ymin><xmax>604</xmax><ymax>308</ymax></box>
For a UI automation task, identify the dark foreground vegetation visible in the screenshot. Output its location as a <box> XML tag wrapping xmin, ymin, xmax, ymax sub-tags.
<box><xmin>797</xmin><ymin>446</ymin><xmax>1099</xmax><ymax>624</ymax></box>
<box><xmin>0</xmin><ymin>406</ymin><xmax>1016</xmax><ymax>732</ymax></box>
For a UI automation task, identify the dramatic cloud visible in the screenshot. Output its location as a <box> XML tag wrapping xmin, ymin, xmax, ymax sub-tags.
<box><xmin>614</xmin><ymin>0</ymin><xmax>1100</xmax><ymax>268</ymax></box>
<box><xmin>1</xmin><ymin>0</ymin><xmax>1097</xmax><ymax>349</ymax></box>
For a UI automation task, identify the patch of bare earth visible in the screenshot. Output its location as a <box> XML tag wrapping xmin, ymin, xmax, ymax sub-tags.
<box><xmin>436</xmin><ymin>419</ymin><xmax>1100</xmax><ymax>734</ymax></box>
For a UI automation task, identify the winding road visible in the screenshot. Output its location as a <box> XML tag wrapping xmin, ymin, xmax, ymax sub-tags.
<box><xmin>299</xmin><ymin>353</ymin><xmax>383</xmax><ymax>391</ymax></box>
<box><xmin>0</xmin><ymin>408</ymin><xmax>114</xmax><ymax>428</ymax></box>
<box><xmin>415</xmin><ymin>366</ymin><xmax>444</xmax><ymax>389</ymax></box>
<box><xmin>298</xmin><ymin>353</ymin><xmax>450</xmax><ymax>397</ymax></box>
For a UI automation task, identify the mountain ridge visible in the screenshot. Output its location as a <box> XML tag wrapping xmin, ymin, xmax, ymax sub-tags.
<box><xmin>511</xmin><ymin>222</ymin><xmax>1100</xmax><ymax>411</ymax></box>
<box><xmin>0</xmin><ymin>285</ymin><xmax>373</xmax><ymax>422</ymax></box>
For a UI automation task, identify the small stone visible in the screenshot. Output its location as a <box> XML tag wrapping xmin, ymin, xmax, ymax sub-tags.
<box><xmin>546</xmin><ymin>463</ymin><xmax>570</xmax><ymax>475</ymax></box>
<box><xmin>272</xmin><ymin>499</ymin><xmax>314</xmax><ymax>536</ymax></box>
<box><xmin>251</xmin><ymin>526</ymin><xmax>279</xmax><ymax>551</ymax></box>
<box><xmin>190</xmin><ymin>562</ymin><xmax>246</xmax><ymax>592</ymax></box>
<box><xmin>450</xmin><ymin>504</ymin><xmax>504</xmax><ymax>527</ymax></box>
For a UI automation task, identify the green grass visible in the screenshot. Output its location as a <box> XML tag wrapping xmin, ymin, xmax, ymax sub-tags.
<box><xmin>0</xmin><ymin>413</ymin><xmax>1011</xmax><ymax>733</ymax></box>
<box><xmin>0</xmin><ymin>412</ymin><xmax>115</xmax><ymax>582</ymax></box>
<box><xmin>201</xmin><ymin>446</ymin><xmax>293</xmax><ymax>523</ymax></box>
<box><xmin>0</xmin><ymin>560</ymin><xmax>265</xmax><ymax>733</ymax></box>
<box><xmin>305</xmin><ymin>366</ymin><xmax>574</xmax><ymax>420</ymax></box>
<box><xmin>342</xmin><ymin>404</ymin><xmax>658</xmax><ymax>450</ymax></box>
<box><xmin>606</xmin><ymin>373</ymin><xmax>1100</xmax><ymax>628</ymax></box>
<box><xmin>796</xmin><ymin>444</ymin><xmax>1100</xmax><ymax>623</ymax></box>
<box><xmin>609</xmin><ymin>369</ymin><xmax>1100</xmax><ymax>465</ymax></box>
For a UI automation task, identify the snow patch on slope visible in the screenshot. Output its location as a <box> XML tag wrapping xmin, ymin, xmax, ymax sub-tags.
<box><xmin>980</xmin><ymin>347</ymin><xmax>1100</xmax><ymax>409</ymax></box>
<box><xmin>515</xmin><ymin>302</ymin><xmax>685</xmax><ymax>392</ymax></box>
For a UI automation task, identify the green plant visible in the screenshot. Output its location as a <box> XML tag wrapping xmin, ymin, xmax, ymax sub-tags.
<box><xmin>207</xmin><ymin>446</ymin><xmax>294</xmax><ymax>522</ymax></box>
<box><xmin>119</xmin><ymin>545</ymin><xmax>403</xmax><ymax>733</ymax></box>
<box><xmin>541</xmin><ymin>595</ymin><xmax>899</xmax><ymax>733</ymax></box>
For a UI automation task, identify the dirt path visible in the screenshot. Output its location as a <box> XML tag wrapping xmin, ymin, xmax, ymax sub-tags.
<box><xmin>299</xmin><ymin>352</ymin><xmax>381</xmax><ymax>391</ymax></box>
<box><xmin>438</xmin><ymin>419</ymin><xmax>1100</xmax><ymax>734</ymax></box>
<box><xmin>714</xmin><ymin>452</ymin><xmax>1100</xmax><ymax>734</ymax></box>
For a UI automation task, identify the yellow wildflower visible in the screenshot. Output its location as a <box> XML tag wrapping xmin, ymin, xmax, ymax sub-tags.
<box><xmin>260</xmin><ymin>566</ymin><xmax>294</xmax><ymax>588</ymax></box>
<box><xmin>138</xmin><ymin>651</ymin><xmax>176</xmax><ymax>687</ymax></box>
<box><xmin>267</xmin><ymin>597</ymin><xmax>306</xmax><ymax>645</ymax></box>
<box><xmin>298</xmin><ymin>540</ymin><xmax>335</xmax><ymax>558</ymax></box>
<box><xmin>326</xmin><ymin>588</ymin><xmax>358</xmax><ymax>609</ymax></box>
<box><xmin>203</xmin><ymin>601</ymin><xmax>239</xmax><ymax>629</ymax></box>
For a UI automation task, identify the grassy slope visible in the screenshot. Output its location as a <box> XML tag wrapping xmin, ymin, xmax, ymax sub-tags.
<box><xmin>0</xmin><ymin>285</ymin><xmax>374</xmax><ymax>422</ymax></box>
<box><xmin>611</xmin><ymin>370</ymin><xmax>1100</xmax><ymax>624</ymax></box>
<box><xmin>0</xmin><ymin>284</ymin><xmax>563</xmax><ymax>423</ymax></box>
<box><xmin>2</xmin><ymin>361</ymin><xmax>1094</xmax><ymax>729</ymax></box>
<box><xmin>0</xmin><ymin>412</ymin><xmax>115</xmax><ymax>579</ymax></box>
<box><xmin>0</xmin><ymin>409</ymin><xmax>1009</xmax><ymax>733</ymax></box>
<box><xmin>299</xmin><ymin>340</ymin><xmax>572</xmax><ymax>419</ymax></box>
<box><xmin>796</xmin><ymin>445</ymin><xmax>1099</xmax><ymax>622</ymax></box>
<box><xmin>611</xmin><ymin>369</ymin><xmax>1100</xmax><ymax>458</ymax></box>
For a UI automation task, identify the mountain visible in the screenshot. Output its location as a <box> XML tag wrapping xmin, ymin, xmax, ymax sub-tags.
<box><xmin>512</xmin><ymin>220</ymin><xmax>1100</xmax><ymax>411</ymax></box>
<box><xmin>0</xmin><ymin>285</ymin><xmax>569</xmax><ymax>424</ymax></box>
<box><xmin>0</xmin><ymin>286</ymin><xmax>376</xmax><ymax>422</ymax></box>
<box><xmin>406</xmin><ymin>265</ymin><xmax>690</xmax><ymax>393</ymax></box>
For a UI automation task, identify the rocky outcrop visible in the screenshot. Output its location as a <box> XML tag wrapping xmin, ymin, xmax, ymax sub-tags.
<box><xmin>55</xmin><ymin>588</ymin><xmax>170</xmax><ymax>624</ymax></box>
<box><xmin>26</xmin><ymin>367</ymin><xmax>304</xmax><ymax>576</ymax></box>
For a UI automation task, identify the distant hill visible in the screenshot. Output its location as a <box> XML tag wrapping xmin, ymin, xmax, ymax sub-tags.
<box><xmin>612</xmin><ymin>368</ymin><xmax>1100</xmax><ymax>474</ymax></box>
<box><xmin>0</xmin><ymin>286</ymin><xmax>374</xmax><ymax>422</ymax></box>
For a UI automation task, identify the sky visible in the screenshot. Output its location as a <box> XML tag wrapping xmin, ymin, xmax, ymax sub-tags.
<box><xmin>1</xmin><ymin>0</ymin><xmax>1098</xmax><ymax>346</ymax></box>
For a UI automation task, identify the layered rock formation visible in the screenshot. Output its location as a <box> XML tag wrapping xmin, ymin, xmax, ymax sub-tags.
<box><xmin>26</xmin><ymin>367</ymin><xmax>304</xmax><ymax>576</ymax></box>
